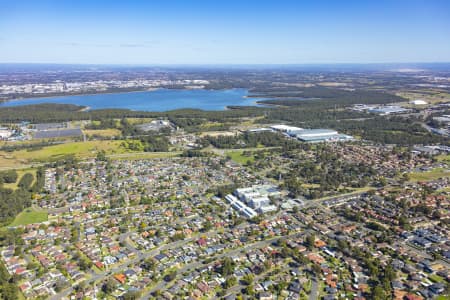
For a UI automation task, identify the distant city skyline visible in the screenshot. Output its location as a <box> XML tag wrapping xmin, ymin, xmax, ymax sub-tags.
<box><xmin>1</xmin><ymin>0</ymin><xmax>450</xmax><ymax>64</ymax></box>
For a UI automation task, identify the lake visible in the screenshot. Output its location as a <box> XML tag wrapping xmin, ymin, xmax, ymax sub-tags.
<box><xmin>0</xmin><ymin>88</ymin><xmax>264</xmax><ymax>111</ymax></box>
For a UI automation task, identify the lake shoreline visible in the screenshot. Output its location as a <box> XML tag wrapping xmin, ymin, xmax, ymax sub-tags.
<box><xmin>0</xmin><ymin>88</ymin><xmax>265</xmax><ymax>112</ymax></box>
<box><xmin>0</xmin><ymin>87</ymin><xmax>256</xmax><ymax>103</ymax></box>
<box><xmin>1</xmin><ymin>87</ymin><xmax>168</xmax><ymax>103</ymax></box>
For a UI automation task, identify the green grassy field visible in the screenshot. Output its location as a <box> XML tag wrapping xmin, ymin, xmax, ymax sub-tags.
<box><xmin>0</xmin><ymin>139</ymin><xmax>185</xmax><ymax>170</ymax></box>
<box><xmin>396</xmin><ymin>90</ymin><xmax>450</xmax><ymax>105</ymax></box>
<box><xmin>8</xmin><ymin>207</ymin><xmax>48</xmax><ymax>227</ymax></box>
<box><xmin>315</xmin><ymin>186</ymin><xmax>375</xmax><ymax>202</ymax></box>
<box><xmin>0</xmin><ymin>140</ymin><xmax>126</xmax><ymax>168</ymax></box>
<box><xmin>108</xmin><ymin>151</ymin><xmax>181</xmax><ymax>160</ymax></box>
<box><xmin>226</xmin><ymin>150</ymin><xmax>255</xmax><ymax>164</ymax></box>
<box><xmin>83</xmin><ymin>128</ymin><xmax>122</xmax><ymax>137</ymax></box>
<box><xmin>125</xmin><ymin>117</ymin><xmax>154</xmax><ymax>125</ymax></box>
<box><xmin>2</xmin><ymin>169</ymin><xmax>37</xmax><ymax>190</ymax></box>
<box><xmin>409</xmin><ymin>168</ymin><xmax>450</xmax><ymax>182</ymax></box>
<box><xmin>436</xmin><ymin>154</ymin><xmax>450</xmax><ymax>163</ymax></box>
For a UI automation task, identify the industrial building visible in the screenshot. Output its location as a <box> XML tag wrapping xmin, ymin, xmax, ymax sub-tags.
<box><xmin>367</xmin><ymin>105</ymin><xmax>409</xmax><ymax>115</ymax></box>
<box><xmin>34</xmin><ymin>128</ymin><xmax>83</xmax><ymax>139</ymax></box>
<box><xmin>270</xmin><ymin>124</ymin><xmax>303</xmax><ymax>133</ymax></box>
<box><xmin>33</xmin><ymin>122</ymin><xmax>68</xmax><ymax>131</ymax></box>
<box><xmin>137</xmin><ymin>120</ymin><xmax>172</xmax><ymax>132</ymax></box>
<box><xmin>351</xmin><ymin>104</ymin><xmax>411</xmax><ymax>115</ymax></box>
<box><xmin>288</xmin><ymin>129</ymin><xmax>353</xmax><ymax>143</ymax></box>
<box><xmin>247</xmin><ymin>127</ymin><xmax>273</xmax><ymax>133</ymax></box>
<box><xmin>269</xmin><ymin>124</ymin><xmax>353</xmax><ymax>143</ymax></box>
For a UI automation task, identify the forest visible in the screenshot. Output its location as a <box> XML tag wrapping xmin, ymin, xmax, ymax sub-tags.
<box><xmin>200</xmin><ymin>131</ymin><xmax>298</xmax><ymax>149</ymax></box>
<box><xmin>254</xmin><ymin>86</ymin><xmax>406</xmax><ymax>106</ymax></box>
<box><xmin>0</xmin><ymin>168</ymin><xmax>45</xmax><ymax>226</ymax></box>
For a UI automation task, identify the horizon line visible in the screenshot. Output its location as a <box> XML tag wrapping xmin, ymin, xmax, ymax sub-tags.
<box><xmin>1</xmin><ymin>61</ymin><xmax>450</xmax><ymax>67</ymax></box>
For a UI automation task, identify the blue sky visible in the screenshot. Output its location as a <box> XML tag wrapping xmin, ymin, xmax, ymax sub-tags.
<box><xmin>1</xmin><ymin>0</ymin><xmax>449</xmax><ymax>64</ymax></box>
